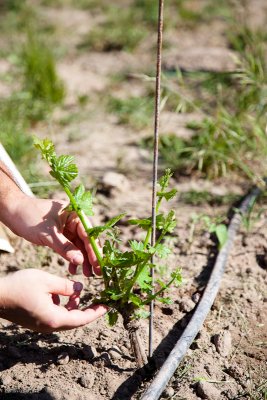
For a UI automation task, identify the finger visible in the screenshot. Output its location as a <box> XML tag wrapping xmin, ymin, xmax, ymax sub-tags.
<box><xmin>46</xmin><ymin>274</ymin><xmax>83</xmax><ymax>296</ymax></box>
<box><xmin>65</xmin><ymin>293</ymin><xmax>80</xmax><ymax>311</ymax></box>
<box><xmin>77</xmin><ymin>222</ymin><xmax>102</xmax><ymax>276</ymax></box>
<box><xmin>48</xmin><ymin>304</ymin><xmax>108</xmax><ymax>330</ymax></box>
<box><xmin>50</xmin><ymin>230</ymin><xmax>84</xmax><ymax>266</ymax></box>
<box><xmin>71</xmin><ymin>236</ymin><xmax>93</xmax><ymax>277</ymax></box>
<box><xmin>52</xmin><ymin>294</ymin><xmax>60</xmax><ymax>305</ymax></box>
<box><xmin>69</xmin><ymin>263</ymin><xmax>78</xmax><ymax>275</ymax></box>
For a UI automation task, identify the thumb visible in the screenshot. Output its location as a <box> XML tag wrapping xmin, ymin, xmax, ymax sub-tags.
<box><xmin>49</xmin><ymin>231</ymin><xmax>84</xmax><ymax>265</ymax></box>
<box><xmin>46</xmin><ymin>274</ymin><xmax>83</xmax><ymax>296</ymax></box>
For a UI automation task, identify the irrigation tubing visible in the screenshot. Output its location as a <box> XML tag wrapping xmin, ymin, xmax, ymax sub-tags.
<box><xmin>141</xmin><ymin>184</ymin><xmax>262</xmax><ymax>400</ymax></box>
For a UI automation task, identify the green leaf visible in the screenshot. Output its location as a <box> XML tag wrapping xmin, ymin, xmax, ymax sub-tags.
<box><xmin>134</xmin><ymin>308</ymin><xmax>150</xmax><ymax>319</ymax></box>
<box><xmin>73</xmin><ymin>184</ymin><xmax>94</xmax><ymax>216</ymax></box>
<box><xmin>129</xmin><ymin>294</ymin><xmax>142</xmax><ymax>306</ymax></box>
<box><xmin>50</xmin><ymin>154</ymin><xmax>78</xmax><ymax>186</ymax></box>
<box><xmin>105</xmin><ymin>213</ymin><xmax>126</xmax><ymax>228</ymax></box>
<box><xmin>129</xmin><ymin>240</ymin><xmax>144</xmax><ymax>252</ymax></box>
<box><xmin>106</xmin><ymin>310</ymin><xmax>119</xmax><ymax>326</ymax></box>
<box><xmin>128</xmin><ymin>217</ymin><xmax>151</xmax><ymax>230</ymax></box>
<box><xmin>87</xmin><ymin>213</ymin><xmax>125</xmax><ymax>238</ymax></box>
<box><xmin>156</xmin><ymin>296</ymin><xmax>172</xmax><ymax>304</ymax></box>
<box><xmin>155</xmin><ymin>243</ymin><xmax>171</xmax><ymax>258</ymax></box>
<box><xmin>34</xmin><ymin>137</ymin><xmax>56</xmax><ymax>163</ymax></box>
<box><xmin>159</xmin><ymin>168</ymin><xmax>173</xmax><ymax>191</ymax></box>
<box><xmin>171</xmin><ymin>268</ymin><xmax>183</xmax><ymax>285</ymax></box>
<box><xmin>163</xmin><ymin>210</ymin><xmax>176</xmax><ymax>233</ymax></box>
<box><xmin>215</xmin><ymin>224</ymin><xmax>228</xmax><ymax>249</ymax></box>
<box><xmin>157</xmin><ymin>188</ymin><xmax>177</xmax><ymax>201</ymax></box>
<box><xmin>136</xmin><ymin>265</ymin><xmax>152</xmax><ymax>290</ymax></box>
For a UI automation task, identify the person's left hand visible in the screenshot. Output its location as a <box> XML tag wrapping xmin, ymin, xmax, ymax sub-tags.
<box><xmin>10</xmin><ymin>196</ymin><xmax>101</xmax><ymax>277</ymax></box>
<box><xmin>0</xmin><ymin>269</ymin><xmax>108</xmax><ymax>332</ymax></box>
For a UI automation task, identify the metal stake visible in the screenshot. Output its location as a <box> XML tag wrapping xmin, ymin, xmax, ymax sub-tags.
<box><xmin>149</xmin><ymin>0</ymin><xmax>164</xmax><ymax>359</ymax></box>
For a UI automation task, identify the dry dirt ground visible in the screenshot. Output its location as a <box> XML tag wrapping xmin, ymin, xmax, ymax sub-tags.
<box><xmin>0</xmin><ymin>1</ymin><xmax>266</xmax><ymax>399</ymax></box>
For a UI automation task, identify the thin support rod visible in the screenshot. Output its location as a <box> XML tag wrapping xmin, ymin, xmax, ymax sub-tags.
<box><xmin>149</xmin><ymin>0</ymin><xmax>164</xmax><ymax>359</ymax></box>
<box><xmin>142</xmin><ymin>185</ymin><xmax>262</xmax><ymax>400</ymax></box>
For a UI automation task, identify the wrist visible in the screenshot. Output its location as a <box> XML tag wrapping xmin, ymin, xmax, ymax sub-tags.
<box><xmin>0</xmin><ymin>191</ymin><xmax>30</xmax><ymax>234</ymax></box>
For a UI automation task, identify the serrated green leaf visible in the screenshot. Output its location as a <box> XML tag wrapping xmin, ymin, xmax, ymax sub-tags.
<box><xmin>171</xmin><ymin>268</ymin><xmax>183</xmax><ymax>285</ymax></box>
<box><xmin>134</xmin><ymin>308</ymin><xmax>150</xmax><ymax>319</ymax></box>
<box><xmin>157</xmin><ymin>188</ymin><xmax>177</xmax><ymax>201</ymax></box>
<box><xmin>155</xmin><ymin>243</ymin><xmax>171</xmax><ymax>258</ymax></box>
<box><xmin>158</xmin><ymin>168</ymin><xmax>173</xmax><ymax>191</ymax></box>
<box><xmin>53</xmin><ymin>155</ymin><xmax>78</xmax><ymax>185</ymax></box>
<box><xmin>34</xmin><ymin>137</ymin><xmax>56</xmax><ymax>163</ymax></box>
<box><xmin>106</xmin><ymin>310</ymin><xmax>118</xmax><ymax>326</ymax></box>
<box><xmin>156</xmin><ymin>296</ymin><xmax>172</xmax><ymax>304</ymax></box>
<box><xmin>129</xmin><ymin>240</ymin><xmax>144</xmax><ymax>252</ymax></box>
<box><xmin>87</xmin><ymin>213</ymin><xmax>125</xmax><ymax>238</ymax></box>
<box><xmin>129</xmin><ymin>294</ymin><xmax>142</xmax><ymax>306</ymax></box>
<box><xmin>162</xmin><ymin>210</ymin><xmax>176</xmax><ymax>233</ymax></box>
<box><xmin>136</xmin><ymin>265</ymin><xmax>152</xmax><ymax>290</ymax></box>
<box><xmin>128</xmin><ymin>217</ymin><xmax>151</xmax><ymax>230</ymax></box>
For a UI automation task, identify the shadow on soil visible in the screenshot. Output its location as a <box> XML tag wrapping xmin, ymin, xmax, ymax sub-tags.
<box><xmin>0</xmin><ymin>393</ymin><xmax>54</xmax><ymax>400</ymax></box>
<box><xmin>0</xmin><ymin>325</ymin><xmax>98</xmax><ymax>373</ymax></box>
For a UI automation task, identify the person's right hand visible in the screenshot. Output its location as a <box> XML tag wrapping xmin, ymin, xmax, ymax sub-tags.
<box><xmin>0</xmin><ymin>269</ymin><xmax>108</xmax><ymax>333</ymax></box>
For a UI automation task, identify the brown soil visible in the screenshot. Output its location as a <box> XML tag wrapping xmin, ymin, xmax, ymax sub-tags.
<box><xmin>0</xmin><ymin>1</ymin><xmax>266</xmax><ymax>399</ymax></box>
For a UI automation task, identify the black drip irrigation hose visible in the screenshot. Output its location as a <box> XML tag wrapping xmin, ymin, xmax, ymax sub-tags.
<box><xmin>141</xmin><ymin>185</ymin><xmax>262</xmax><ymax>400</ymax></box>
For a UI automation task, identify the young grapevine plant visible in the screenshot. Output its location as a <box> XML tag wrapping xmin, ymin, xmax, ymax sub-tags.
<box><xmin>35</xmin><ymin>138</ymin><xmax>181</xmax><ymax>364</ymax></box>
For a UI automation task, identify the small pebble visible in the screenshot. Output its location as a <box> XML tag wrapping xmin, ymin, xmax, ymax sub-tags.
<box><xmin>197</xmin><ymin>381</ymin><xmax>221</xmax><ymax>400</ymax></box>
<box><xmin>108</xmin><ymin>347</ymin><xmax>122</xmax><ymax>360</ymax></box>
<box><xmin>0</xmin><ymin>374</ymin><xmax>12</xmax><ymax>386</ymax></box>
<box><xmin>79</xmin><ymin>373</ymin><xmax>95</xmax><ymax>389</ymax></box>
<box><xmin>57</xmin><ymin>352</ymin><xmax>69</xmax><ymax>365</ymax></box>
<box><xmin>212</xmin><ymin>330</ymin><xmax>232</xmax><ymax>357</ymax></box>
<box><xmin>162</xmin><ymin>387</ymin><xmax>175</xmax><ymax>398</ymax></box>
<box><xmin>179</xmin><ymin>298</ymin><xmax>195</xmax><ymax>313</ymax></box>
<box><xmin>192</xmin><ymin>292</ymin><xmax>201</xmax><ymax>304</ymax></box>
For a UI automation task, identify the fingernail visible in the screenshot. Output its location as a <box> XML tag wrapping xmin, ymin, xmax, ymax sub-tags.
<box><xmin>73</xmin><ymin>282</ymin><xmax>83</xmax><ymax>292</ymax></box>
<box><xmin>73</xmin><ymin>254</ymin><xmax>83</xmax><ymax>265</ymax></box>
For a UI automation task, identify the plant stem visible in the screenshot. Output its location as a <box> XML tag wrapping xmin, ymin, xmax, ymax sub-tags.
<box><xmin>143</xmin><ymin>275</ymin><xmax>176</xmax><ymax>305</ymax></box>
<box><xmin>63</xmin><ymin>186</ymin><xmax>108</xmax><ymax>283</ymax></box>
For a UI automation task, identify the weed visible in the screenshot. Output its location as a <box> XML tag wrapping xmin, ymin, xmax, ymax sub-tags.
<box><xmin>189</xmin><ymin>213</ymin><xmax>228</xmax><ymax>249</ymax></box>
<box><xmin>78</xmin><ymin>6</ymin><xmax>147</xmax><ymax>52</ymax></box>
<box><xmin>107</xmin><ymin>95</ymin><xmax>154</xmax><ymax>130</ymax></box>
<box><xmin>179</xmin><ymin>190</ymin><xmax>240</xmax><ymax>207</ymax></box>
<box><xmin>21</xmin><ymin>31</ymin><xmax>65</xmax><ymax>107</ymax></box>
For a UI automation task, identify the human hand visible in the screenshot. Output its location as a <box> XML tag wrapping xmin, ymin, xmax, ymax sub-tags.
<box><xmin>0</xmin><ymin>269</ymin><xmax>108</xmax><ymax>333</ymax></box>
<box><xmin>9</xmin><ymin>196</ymin><xmax>101</xmax><ymax>277</ymax></box>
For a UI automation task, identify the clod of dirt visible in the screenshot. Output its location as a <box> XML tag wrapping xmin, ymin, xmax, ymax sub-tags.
<box><xmin>196</xmin><ymin>381</ymin><xmax>221</xmax><ymax>400</ymax></box>
<box><xmin>212</xmin><ymin>330</ymin><xmax>232</xmax><ymax>357</ymax></box>
<box><xmin>192</xmin><ymin>292</ymin><xmax>201</xmax><ymax>304</ymax></box>
<box><xmin>162</xmin><ymin>386</ymin><xmax>175</xmax><ymax>398</ymax></box>
<box><xmin>79</xmin><ymin>373</ymin><xmax>95</xmax><ymax>389</ymax></box>
<box><xmin>0</xmin><ymin>374</ymin><xmax>12</xmax><ymax>386</ymax></box>
<box><xmin>57</xmin><ymin>352</ymin><xmax>70</xmax><ymax>365</ymax></box>
<box><xmin>179</xmin><ymin>298</ymin><xmax>196</xmax><ymax>313</ymax></box>
<box><xmin>108</xmin><ymin>346</ymin><xmax>122</xmax><ymax>360</ymax></box>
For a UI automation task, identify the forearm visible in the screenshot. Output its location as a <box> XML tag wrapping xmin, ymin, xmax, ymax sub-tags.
<box><xmin>0</xmin><ymin>161</ymin><xmax>27</xmax><ymax>231</ymax></box>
